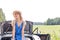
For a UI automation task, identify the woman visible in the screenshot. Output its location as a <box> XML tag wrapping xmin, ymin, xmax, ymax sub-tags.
<box><xmin>11</xmin><ymin>10</ymin><xmax>26</xmax><ymax>40</ymax></box>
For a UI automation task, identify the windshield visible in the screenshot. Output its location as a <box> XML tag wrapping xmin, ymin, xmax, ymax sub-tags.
<box><xmin>1</xmin><ymin>21</ymin><xmax>33</xmax><ymax>34</ymax></box>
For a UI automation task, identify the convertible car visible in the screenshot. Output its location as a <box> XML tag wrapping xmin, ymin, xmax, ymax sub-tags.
<box><xmin>0</xmin><ymin>21</ymin><xmax>50</xmax><ymax>40</ymax></box>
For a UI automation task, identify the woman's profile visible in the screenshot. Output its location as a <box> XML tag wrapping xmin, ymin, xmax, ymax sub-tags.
<box><xmin>11</xmin><ymin>10</ymin><xmax>26</xmax><ymax>40</ymax></box>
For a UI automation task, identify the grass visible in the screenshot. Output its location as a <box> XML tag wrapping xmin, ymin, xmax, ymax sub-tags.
<box><xmin>33</xmin><ymin>25</ymin><xmax>60</xmax><ymax>40</ymax></box>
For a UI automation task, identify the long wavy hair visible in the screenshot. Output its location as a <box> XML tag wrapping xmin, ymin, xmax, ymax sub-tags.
<box><xmin>13</xmin><ymin>10</ymin><xmax>23</xmax><ymax>21</ymax></box>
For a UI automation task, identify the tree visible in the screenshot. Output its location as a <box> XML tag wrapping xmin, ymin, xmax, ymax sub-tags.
<box><xmin>0</xmin><ymin>8</ymin><xmax>5</xmax><ymax>22</ymax></box>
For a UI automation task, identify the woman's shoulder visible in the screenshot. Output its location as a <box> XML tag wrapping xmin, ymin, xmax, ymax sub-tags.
<box><xmin>11</xmin><ymin>20</ymin><xmax>16</xmax><ymax>27</ymax></box>
<box><xmin>23</xmin><ymin>20</ymin><xmax>26</xmax><ymax>25</ymax></box>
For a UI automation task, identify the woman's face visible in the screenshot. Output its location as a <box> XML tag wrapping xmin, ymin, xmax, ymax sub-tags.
<box><xmin>13</xmin><ymin>13</ymin><xmax>20</xmax><ymax>20</ymax></box>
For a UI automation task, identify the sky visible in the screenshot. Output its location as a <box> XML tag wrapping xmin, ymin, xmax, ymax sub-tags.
<box><xmin>0</xmin><ymin>0</ymin><xmax>60</xmax><ymax>22</ymax></box>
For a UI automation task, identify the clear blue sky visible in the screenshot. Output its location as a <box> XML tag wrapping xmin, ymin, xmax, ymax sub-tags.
<box><xmin>0</xmin><ymin>0</ymin><xmax>60</xmax><ymax>22</ymax></box>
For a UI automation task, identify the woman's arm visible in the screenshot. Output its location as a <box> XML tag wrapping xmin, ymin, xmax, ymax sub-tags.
<box><xmin>22</xmin><ymin>21</ymin><xmax>26</xmax><ymax>40</ymax></box>
<box><xmin>11</xmin><ymin>21</ymin><xmax>15</xmax><ymax>40</ymax></box>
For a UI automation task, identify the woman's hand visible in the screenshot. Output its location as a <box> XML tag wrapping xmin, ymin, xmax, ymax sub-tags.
<box><xmin>11</xmin><ymin>38</ymin><xmax>15</xmax><ymax>40</ymax></box>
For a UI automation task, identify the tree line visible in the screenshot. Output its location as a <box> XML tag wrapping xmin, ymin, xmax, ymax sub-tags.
<box><xmin>44</xmin><ymin>17</ymin><xmax>60</xmax><ymax>25</ymax></box>
<box><xmin>34</xmin><ymin>17</ymin><xmax>60</xmax><ymax>25</ymax></box>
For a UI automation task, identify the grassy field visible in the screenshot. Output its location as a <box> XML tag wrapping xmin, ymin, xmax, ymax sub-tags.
<box><xmin>33</xmin><ymin>25</ymin><xmax>60</xmax><ymax>40</ymax></box>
